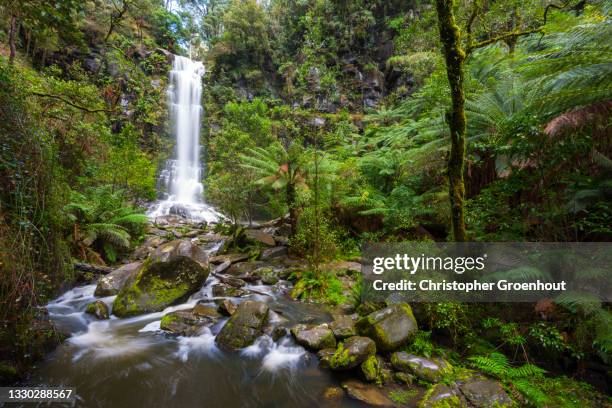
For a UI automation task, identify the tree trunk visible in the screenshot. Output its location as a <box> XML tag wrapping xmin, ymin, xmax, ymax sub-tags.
<box><xmin>286</xmin><ymin>181</ymin><xmax>297</xmax><ymax>237</ymax></box>
<box><xmin>8</xmin><ymin>14</ymin><xmax>17</xmax><ymax>64</ymax></box>
<box><xmin>435</xmin><ymin>0</ymin><xmax>468</xmax><ymax>242</ymax></box>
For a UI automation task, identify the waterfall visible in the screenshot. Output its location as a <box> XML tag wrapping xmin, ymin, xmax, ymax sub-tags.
<box><xmin>149</xmin><ymin>56</ymin><xmax>221</xmax><ymax>222</ymax></box>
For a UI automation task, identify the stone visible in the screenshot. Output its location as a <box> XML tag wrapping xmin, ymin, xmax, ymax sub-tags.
<box><xmin>323</xmin><ymin>386</ymin><xmax>344</xmax><ymax>400</ymax></box>
<box><xmin>356</xmin><ymin>303</ymin><xmax>418</xmax><ymax>352</ymax></box>
<box><xmin>213</xmin><ymin>260</ymin><xmax>231</xmax><ymax>274</ymax></box>
<box><xmin>291</xmin><ymin>324</ymin><xmax>336</xmax><ymax>351</ymax></box>
<box><xmin>132</xmin><ymin>237</ymin><xmax>164</xmax><ymax>260</ymax></box>
<box><xmin>94</xmin><ymin>262</ymin><xmax>142</xmax><ymax>297</ymax></box>
<box><xmin>341</xmin><ymin>379</ymin><xmax>394</xmax><ymax>407</ymax></box>
<box><xmin>260</xmin><ymin>246</ymin><xmax>288</xmax><ymax>260</ymax></box>
<box><xmin>390</xmin><ymin>352</ymin><xmax>452</xmax><ymax>383</ymax></box>
<box><xmin>271</xmin><ymin>326</ymin><xmax>288</xmax><ymax>341</ymax></box>
<box><xmin>226</xmin><ymin>261</ymin><xmax>264</xmax><ymax>276</ymax></box>
<box><xmin>394</xmin><ymin>371</ymin><xmax>413</xmax><ymax>385</ymax></box>
<box><xmin>245</xmin><ymin>229</ymin><xmax>276</xmax><ymax>246</ymax></box>
<box><xmin>256</xmin><ymin>267</ymin><xmax>279</xmax><ymax>285</ymax></box>
<box><xmin>329</xmin><ymin>336</ymin><xmax>376</xmax><ymax>370</ymax></box>
<box><xmin>212</xmin><ymin>284</ymin><xmax>247</xmax><ymax>298</ymax></box>
<box><xmin>193</xmin><ymin>303</ymin><xmax>221</xmax><ymax>319</ymax></box>
<box><xmin>217</xmin><ymin>299</ymin><xmax>238</xmax><ymax>316</ymax></box>
<box><xmin>215</xmin><ymin>301</ymin><xmax>269</xmax><ymax>349</ymax></box>
<box><xmin>330</xmin><ymin>315</ymin><xmax>356</xmax><ymax>339</ymax></box>
<box><xmin>361</xmin><ymin>355</ymin><xmax>381</xmax><ymax>382</ymax></box>
<box><xmin>317</xmin><ymin>348</ymin><xmax>336</xmax><ymax>369</ymax></box>
<box><xmin>458</xmin><ymin>377</ymin><xmax>512</xmax><ymax>408</ymax></box>
<box><xmin>419</xmin><ymin>384</ymin><xmax>466</xmax><ymax>408</ymax></box>
<box><xmin>112</xmin><ymin>240</ymin><xmax>209</xmax><ymax>317</ymax></box>
<box><xmin>85</xmin><ymin>300</ymin><xmax>109</xmax><ymax>320</ymax></box>
<box><xmin>160</xmin><ymin>308</ymin><xmax>219</xmax><ymax>336</ymax></box>
<box><xmin>210</xmin><ymin>253</ymin><xmax>250</xmax><ymax>264</ymax></box>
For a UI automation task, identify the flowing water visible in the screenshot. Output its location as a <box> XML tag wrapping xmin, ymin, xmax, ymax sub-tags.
<box><xmin>31</xmin><ymin>266</ymin><xmax>360</xmax><ymax>407</ymax></box>
<box><xmin>148</xmin><ymin>55</ymin><xmax>221</xmax><ymax>223</ymax></box>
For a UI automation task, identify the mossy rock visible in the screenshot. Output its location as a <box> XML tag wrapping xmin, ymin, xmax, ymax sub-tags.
<box><xmin>329</xmin><ymin>336</ymin><xmax>376</xmax><ymax>370</ymax></box>
<box><xmin>215</xmin><ymin>300</ymin><xmax>269</xmax><ymax>349</ymax></box>
<box><xmin>112</xmin><ymin>240</ymin><xmax>209</xmax><ymax>317</ymax></box>
<box><xmin>419</xmin><ymin>384</ymin><xmax>467</xmax><ymax>408</ymax></box>
<box><xmin>94</xmin><ymin>261</ymin><xmax>142</xmax><ymax>297</ymax></box>
<box><xmin>291</xmin><ymin>324</ymin><xmax>336</xmax><ymax>351</ymax></box>
<box><xmin>85</xmin><ymin>300</ymin><xmax>110</xmax><ymax>320</ymax></box>
<box><xmin>160</xmin><ymin>306</ymin><xmax>220</xmax><ymax>336</ymax></box>
<box><xmin>361</xmin><ymin>355</ymin><xmax>380</xmax><ymax>382</ymax></box>
<box><xmin>356</xmin><ymin>303</ymin><xmax>418</xmax><ymax>352</ymax></box>
<box><xmin>391</xmin><ymin>352</ymin><xmax>452</xmax><ymax>383</ymax></box>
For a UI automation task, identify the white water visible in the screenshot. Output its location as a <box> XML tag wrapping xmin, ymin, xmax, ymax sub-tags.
<box><xmin>149</xmin><ymin>55</ymin><xmax>221</xmax><ymax>222</ymax></box>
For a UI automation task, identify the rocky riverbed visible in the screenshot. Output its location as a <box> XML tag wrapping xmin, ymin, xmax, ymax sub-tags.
<box><xmin>31</xmin><ymin>215</ymin><xmax>514</xmax><ymax>407</ymax></box>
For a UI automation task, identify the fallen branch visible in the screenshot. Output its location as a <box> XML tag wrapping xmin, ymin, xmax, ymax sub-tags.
<box><xmin>74</xmin><ymin>262</ymin><xmax>113</xmax><ymax>275</ymax></box>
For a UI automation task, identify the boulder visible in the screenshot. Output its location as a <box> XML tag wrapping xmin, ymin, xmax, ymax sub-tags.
<box><xmin>419</xmin><ymin>384</ymin><xmax>466</xmax><ymax>408</ymax></box>
<box><xmin>85</xmin><ymin>300</ymin><xmax>109</xmax><ymax>320</ymax></box>
<box><xmin>210</xmin><ymin>253</ymin><xmax>249</xmax><ymax>264</ymax></box>
<box><xmin>132</xmin><ymin>237</ymin><xmax>165</xmax><ymax>260</ymax></box>
<box><xmin>245</xmin><ymin>229</ymin><xmax>275</xmax><ymax>246</ymax></box>
<box><xmin>193</xmin><ymin>303</ymin><xmax>221</xmax><ymax>319</ymax></box>
<box><xmin>291</xmin><ymin>324</ymin><xmax>336</xmax><ymax>351</ymax></box>
<box><xmin>458</xmin><ymin>377</ymin><xmax>512</xmax><ymax>408</ymax></box>
<box><xmin>317</xmin><ymin>348</ymin><xmax>336</xmax><ymax>368</ymax></box>
<box><xmin>341</xmin><ymin>379</ymin><xmax>394</xmax><ymax>407</ymax></box>
<box><xmin>271</xmin><ymin>326</ymin><xmax>288</xmax><ymax>341</ymax></box>
<box><xmin>212</xmin><ymin>284</ymin><xmax>248</xmax><ymax>298</ymax></box>
<box><xmin>330</xmin><ymin>315</ymin><xmax>356</xmax><ymax>339</ymax></box>
<box><xmin>227</xmin><ymin>261</ymin><xmax>264</xmax><ymax>277</ymax></box>
<box><xmin>356</xmin><ymin>303</ymin><xmax>418</xmax><ymax>351</ymax></box>
<box><xmin>216</xmin><ymin>299</ymin><xmax>238</xmax><ymax>316</ymax></box>
<box><xmin>215</xmin><ymin>301</ymin><xmax>269</xmax><ymax>349</ymax></box>
<box><xmin>390</xmin><ymin>352</ymin><xmax>452</xmax><ymax>383</ymax></box>
<box><xmin>160</xmin><ymin>307</ymin><xmax>220</xmax><ymax>336</ymax></box>
<box><xmin>112</xmin><ymin>240</ymin><xmax>209</xmax><ymax>317</ymax></box>
<box><xmin>260</xmin><ymin>246</ymin><xmax>288</xmax><ymax>260</ymax></box>
<box><xmin>361</xmin><ymin>355</ymin><xmax>381</xmax><ymax>382</ymax></box>
<box><xmin>329</xmin><ymin>336</ymin><xmax>376</xmax><ymax>370</ymax></box>
<box><xmin>257</xmin><ymin>267</ymin><xmax>279</xmax><ymax>285</ymax></box>
<box><xmin>94</xmin><ymin>262</ymin><xmax>142</xmax><ymax>297</ymax></box>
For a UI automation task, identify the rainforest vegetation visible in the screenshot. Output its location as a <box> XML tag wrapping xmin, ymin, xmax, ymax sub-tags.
<box><xmin>0</xmin><ymin>0</ymin><xmax>610</xmax><ymax>406</ymax></box>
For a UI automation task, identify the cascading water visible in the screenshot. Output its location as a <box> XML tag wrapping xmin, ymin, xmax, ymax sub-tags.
<box><xmin>149</xmin><ymin>55</ymin><xmax>221</xmax><ymax>222</ymax></box>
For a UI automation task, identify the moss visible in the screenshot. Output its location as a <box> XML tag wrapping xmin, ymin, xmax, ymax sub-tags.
<box><xmin>160</xmin><ymin>313</ymin><xmax>182</xmax><ymax>329</ymax></box>
<box><xmin>329</xmin><ymin>342</ymin><xmax>356</xmax><ymax>369</ymax></box>
<box><xmin>0</xmin><ymin>362</ymin><xmax>18</xmax><ymax>384</ymax></box>
<box><xmin>388</xmin><ymin>389</ymin><xmax>418</xmax><ymax>404</ymax></box>
<box><xmin>361</xmin><ymin>355</ymin><xmax>379</xmax><ymax>382</ymax></box>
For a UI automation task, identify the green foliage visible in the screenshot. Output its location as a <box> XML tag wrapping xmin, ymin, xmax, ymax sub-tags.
<box><xmin>290</xmin><ymin>270</ymin><xmax>346</xmax><ymax>306</ymax></box>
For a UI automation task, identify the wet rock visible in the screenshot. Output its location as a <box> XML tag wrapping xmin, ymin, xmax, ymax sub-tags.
<box><xmin>419</xmin><ymin>384</ymin><xmax>466</xmax><ymax>408</ymax></box>
<box><xmin>94</xmin><ymin>261</ymin><xmax>142</xmax><ymax>297</ymax></box>
<box><xmin>193</xmin><ymin>303</ymin><xmax>221</xmax><ymax>319</ymax></box>
<box><xmin>323</xmin><ymin>386</ymin><xmax>344</xmax><ymax>401</ymax></box>
<box><xmin>212</xmin><ymin>284</ymin><xmax>247</xmax><ymax>298</ymax></box>
<box><xmin>390</xmin><ymin>352</ymin><xmax>451</xmax><ymax>383</ymax></box>
<box><xmin>245</xmin><ymin>229</ymin><xmax>275</xmax><ymax>246</ymax></box>
<box><xmin>112</xmin><ymin>240</ymin><xmax>209</xmax><ymax>317</ymax></box>
<box><xmin>213</xmin><ymin>260</ymin><xmax>231</xmax><ymax>274</ymax></box>
<box><xmin>215</xmin><ymin>300</ymin><xmax>269</xmax><ymax>349</ymax></box>
<box><xmin>260</xmin><ymin>246</ymin><xmax>288</xmax><ymax>260</ymax></box>
<box><xmin>216</xmin><ymin>299</ymin><xmax>238</xmax><ymax>316</ymax></box>
<box><xmin>214</xmin><ymin>273</ymin><xmax>247</xmax><ymax>288</ymax></box>
<box><xmin>291</xmin><ymin>324</ymin><xmax>336</xmax><ymax>351</ymax></box>
<box><xmin>274</xmin><ymin>236</ymin><xmax>289</xmax><ymax>246</ymax></box>
<box><xmin>394</xmin><ymin>371</ymin><xmax>413</xmax><ymax>385</ymax></box>
<box><xmin>271</xmin><ymin>326</ymin><xmax>288</xmax><ymax>341</ymax></box>
<box><xmin>169</xmin><ymin>204</ymin><xmax>191</xmax><ymax>219</ymax></box>
<box><xmin>341</xmin><ymin>379</ymin><xmax>394</xmax><ymax>407</ymax></box>
<box><xmin>160</xmin><ymin>307</ymin><xmax>219</xmax><ymax>336</ymax></box>
<box><xmin>356</xmin><ymin>303</ymin><xmax>418</xmax><ymax>352</ymax></box>
<box><xmin>85</xmin><ymin>300</ymin><xmax>109</xmax><ymax>320</ymax></box>
<box><xmin>317</xmin><ymin>348</ymin><xmax>336</xmax><ymax>368</ymax></box>
<box><xmin>257</xmin><ymin>267</ymin><xmax>279</xmax><ymax>285</ymax></box>
<box><xmin>330</xmin><ymin>315</ymin><xmax>356</xmax><ymax>339</ymax></box>
<box><xmin>227</xmin><ymin>261</ymin><xmax>264</xmax><ymax>277</ymax></box>
<box><xmin>361</xmin><ymin>355</ymin><xmax>381</xmax><ymax>382</ymax></box>
<box><xmin>329</xmin><ymin>336</ymin><xmax>376</xmax><ymax>370</ymax></box>
<box><xmin>132</xmin><ymin>236</ymin><xmax>165</xmax><ymax>260</ymax></box>
<box><xmin>458</xmin><ymin>377</ymin><xmax>512</xmax><ymax>408</ymax></box>
<box><xmin>210</xmin><ymin>253</ymin><xmax>250</xmax><ymax>264</ymax></box>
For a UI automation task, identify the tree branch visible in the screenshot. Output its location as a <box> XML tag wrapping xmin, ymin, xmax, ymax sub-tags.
<box><xmin>467</xmin><ymin>27</ymin><xmax>543</xmax><ymax>54</ymax></box>
<box><xmin>30</xmin><ymin>92</ymin><xmax>114</xmax><ymax>113</ymax></box>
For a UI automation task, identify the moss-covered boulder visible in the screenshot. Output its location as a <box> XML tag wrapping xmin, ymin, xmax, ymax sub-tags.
<box><xmin>94</xmin><ymin>261</ymin><xmax>142</xmax><ymax>297</ymax></box>
<box><xmin>341</xmin><ymin>379</ymin><xmax>394</xmax><ymax>407</ymax></box>
<box><xmin>356</xmin><ymin>303</ymin><xmax>417</xmax><ymax>352</ymax></box>
<box><xmin>329</xmin><ymin>336</ymin><xmax>376</xmax><ymax>370</ymax></box>
<box><xmin>215</xmin><ymin>300</ymin><xmax>269</xmax><ymax>349</ymax></box>
<box><xmin>85</xmin><ymin>300</ymin><xmax>110</xmax><ymax>320</ymax></box>
<box><xmin>160</xmin><ymin>305</ymin><xmax>220</xmax><ymax>336</ymax></box>
<box><xmin>419</xmin><ymin>384</ymin><xmax>466</xmax><ymax>408</ymax></box>
<box><xmin>317</xmin><ymin>348</ymin><xmax>337</xmax><ymax>368</ymax></box>
<box><xmin>112</xmin><ymin>240</ymin><xmax>209</xmax><ymax>317</ymax></box>
<box><xmin>457</xmin><ymin>377</ymin><xmax>512</xmax><ymax>408</ymax></box>
<box><xmin>330</xmin><ymin>315</ymin><xmax>356</xmax><ymax>339</ymax></box>
<box><xmin>391</xmin><ymin>352</ymin><xmax>452</xmax><ymax>383</ymax></box>
<box><xmin>291</xmin><ymin>324</ymin><xmax>336</xmax><ymax>351</ymax></box>
<box><xmin>361</xmin><ymin>355</ymin><xmax>381</xmax><ymax>382</ymax></box>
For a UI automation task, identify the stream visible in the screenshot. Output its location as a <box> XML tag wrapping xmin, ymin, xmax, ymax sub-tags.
<box><xmin>28</xmin><ymin>244</ymin><xmax>366</xmax><ymax>407</ymax></box>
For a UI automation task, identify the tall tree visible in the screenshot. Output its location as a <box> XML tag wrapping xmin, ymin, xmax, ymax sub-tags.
<box><xmin>434</xmin><ymin>0</ymin><xmax>544</xmax><ymax>241</ymax></box>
